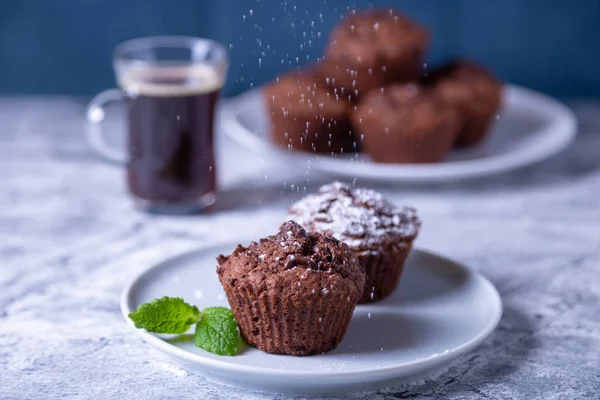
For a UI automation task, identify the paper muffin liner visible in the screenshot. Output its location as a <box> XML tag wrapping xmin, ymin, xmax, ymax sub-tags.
<box><xmin>221</xmin><ymin>280</ymin><xmax>358</xmax><ymax>356</ymax></box>
<box><xmin>455</xmin><ymin>91</ymin><xmax>503</xmax><ymax>148</ymax></box>
<box><xmin>456</xmin><ymin>114</ymin><xmax>494</xmax><ymax>147</ymax></box>
<box><xmin>356</xmin><ymin>241</ymin><xmax>413</xmax><ymax>304</ymax></box>
<box><xmin>359</xmin><ymin>113</ymin><xmax>460</xmax><ymax>164</ymax></box>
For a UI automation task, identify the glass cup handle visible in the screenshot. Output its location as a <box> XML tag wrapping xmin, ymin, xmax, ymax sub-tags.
<box><xmin>85</xmin><ymin>88</ymin><xmax>128</xmax><ymax>165</ymax></box>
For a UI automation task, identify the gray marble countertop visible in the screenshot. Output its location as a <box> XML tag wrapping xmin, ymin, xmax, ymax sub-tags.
<box><xmin>1</xmin><ymin>98</ymin><xmax>599</xmax><ymax>400</ymax></box>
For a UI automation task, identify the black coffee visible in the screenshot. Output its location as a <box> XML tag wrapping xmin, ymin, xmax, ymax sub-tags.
<box><xmin>121</xmin><ymin>66</ymin><xmax>222</xmax><ymax>206</ymax></box>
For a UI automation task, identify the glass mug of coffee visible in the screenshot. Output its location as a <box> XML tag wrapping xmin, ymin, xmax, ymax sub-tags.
<box><xmin>86</xmin><ymin>36</ymin><xmax>228</xmax><ymax>213</ymax></box>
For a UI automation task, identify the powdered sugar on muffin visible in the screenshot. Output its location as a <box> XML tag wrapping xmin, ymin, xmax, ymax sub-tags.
<box><xmin>289</xmin><ymin>181</ymin><xmax>420</xmax><ymax>250</ymax></box>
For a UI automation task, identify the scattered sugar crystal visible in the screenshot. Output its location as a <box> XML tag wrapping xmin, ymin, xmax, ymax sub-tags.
<box><xmin>289</xmin><ymin>255</ymin><xmax>295</xmax><ymax>261</ymax></box>
<box><xmin>312</xmin><ymin>289</ymin><xmax>317</xmax><ymax>294</ymax></box>
<box><xmin>321</xmin><ymin>288</ymin><xmax>329</xmax><ymax>295</ymax></box>
<box><xmin>258</xmin><ymin>254</ymin><xmax>265</xmax><ymax>261</ymax></box>
<box><xmin>297</xmin><ymin>282</ymin><xmax>301</xmax><ymax>286</ymax></box>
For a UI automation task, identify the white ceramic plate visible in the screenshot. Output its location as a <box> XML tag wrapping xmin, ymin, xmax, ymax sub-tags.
<box><xmin>221</xmin><ymin>85</ymin><xmax>576</xmax><ymax>182</ymax></box>
<box><xmin>121</xmin><ymin>243</ymin><xmax>502</xmax><ymax>395</ymax></box>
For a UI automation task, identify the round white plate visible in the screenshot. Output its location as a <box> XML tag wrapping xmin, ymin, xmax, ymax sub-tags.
<box><xmin>221</xmin><ymin>85</ymin><xmax>576</xmax><ymax>182</ymax></box>
<box><xmin>121</xmin><ymin>243</ymin><xmax>502</xmax><ymax>395</ymax></box>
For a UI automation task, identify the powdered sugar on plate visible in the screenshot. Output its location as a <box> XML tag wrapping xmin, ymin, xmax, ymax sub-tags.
<box><xmin>288</xmin><ymin>181</ymin><xmax>420</xmax><ymax>249</ymax></box>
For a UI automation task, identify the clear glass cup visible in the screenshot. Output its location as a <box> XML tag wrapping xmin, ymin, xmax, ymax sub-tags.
<box><xmin>86</xmin><ymin>36</ymin><xmax>229</xmax><ymax>214</ymax></box>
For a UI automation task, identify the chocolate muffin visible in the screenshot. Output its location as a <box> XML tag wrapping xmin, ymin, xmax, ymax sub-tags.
<box><xmin>289</xmin><ymin>182</ymin><xmax>421</xmax><ymax>303</ymax></box>
<box><xmin>264</xmin><ymin>70</ymin><xmax>357</xmax><ymax>154</ymax></box>
<box><xmin>426</xmin><ymin>60</ymin><xmax>503</xmax><ymax>147</ymax></box>
<box><xmin>216</xmin><ymin>220</ymin><xmax>365</xmax><ymax>355</ymax></box>
<box><xmin>351</xmin><ymin>83</ymin><xmax>461</xmax><ymax>163</ymax></box>
<box><xmin>321</xmin><ymin>9</ymin><xmax>429</xmax><ymax>99</ymax></box>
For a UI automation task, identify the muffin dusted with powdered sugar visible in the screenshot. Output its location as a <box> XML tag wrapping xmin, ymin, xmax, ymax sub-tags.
<box><xmin>289</xmin><ymin>181</ymin><xmax>420</xmax><ymax>303</ymax></box>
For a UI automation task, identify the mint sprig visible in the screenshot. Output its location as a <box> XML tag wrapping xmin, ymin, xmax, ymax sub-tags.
<box><xmin>195</xmin><ymin>307</ymin><xmax>240</xmax><ymax>356</ymax></box>
<box><xmin>128</xmin><ymin>297</ymin><xmax>201</xmax><ymax>334</ymax></box>
<box><xmin>128</xmin><ymin>297</ymin><xmax>243</xmax><ymax>356</ymax></box>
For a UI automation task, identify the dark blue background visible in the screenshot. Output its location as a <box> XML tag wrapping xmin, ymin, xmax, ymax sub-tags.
<box><xmin>1</xmin><ymin>0</ymin><xmax>599</xmax><ymax>98</ymax></box>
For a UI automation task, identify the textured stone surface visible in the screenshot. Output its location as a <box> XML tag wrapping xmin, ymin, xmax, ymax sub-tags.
<box><xmin>1</xmin><ymin>98</ymin><xmax>599</xmax><ymax>399</ymax></box>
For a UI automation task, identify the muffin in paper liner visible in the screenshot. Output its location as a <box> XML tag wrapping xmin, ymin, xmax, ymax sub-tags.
<box><xmin>216</xmin><ymin>221</ymin><xmax>365</xmax><ymax>356</ymax></box>
<box><xmin>289</xmin><ymin>182</ymin><xmax>421</xmax><ymax>304</ymax></box>
<box><xmin>263</xmin><ymin>69</ymin><xmax>358</xmax><ymax>155</ymax></box>
<box><xmin>322</xmin><ymin>9</ymin><xmax>430</xmax><ymax>99</ymax></box>
<box><xmin>425</xmin><ymin>59</ymin><xmax>503</xmax><ymax>148</ymax></box>
<box><xmin>351</xmin><ymin>83</ymin><xmax>461</xmax><ymax>164</ymax></box>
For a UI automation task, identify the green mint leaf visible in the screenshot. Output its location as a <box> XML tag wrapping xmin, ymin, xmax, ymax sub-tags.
<box><xmin>194</xmin><ymin>307</ymin><xmax>240</xmax><ymax>356</ymax></box>
<box><xmin>128</xmin><ymin>297</ymin><xmax>201</xmax><ymax>334</ymax></box>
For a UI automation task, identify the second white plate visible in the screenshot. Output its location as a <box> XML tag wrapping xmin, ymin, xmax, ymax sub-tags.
<box><xmin>221</xmin><ymin>85</ymin><xmax>576</xmax><ymax>182</ymax></box>
<box><xmin>121</xmin><ymin>243</ymin><xmax>502</xmax><ymax>395</ymax></box>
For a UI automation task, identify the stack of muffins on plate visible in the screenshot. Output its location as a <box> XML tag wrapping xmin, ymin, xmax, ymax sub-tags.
<box><xmin>264</xmin><ymin>8</ymin><xmax>503</xmax><ymax>163</ymax></box>
<box><xmin>217</xmin><ymin>182</ymin><xmax>421</xmax><ymax>355</ymax></box>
